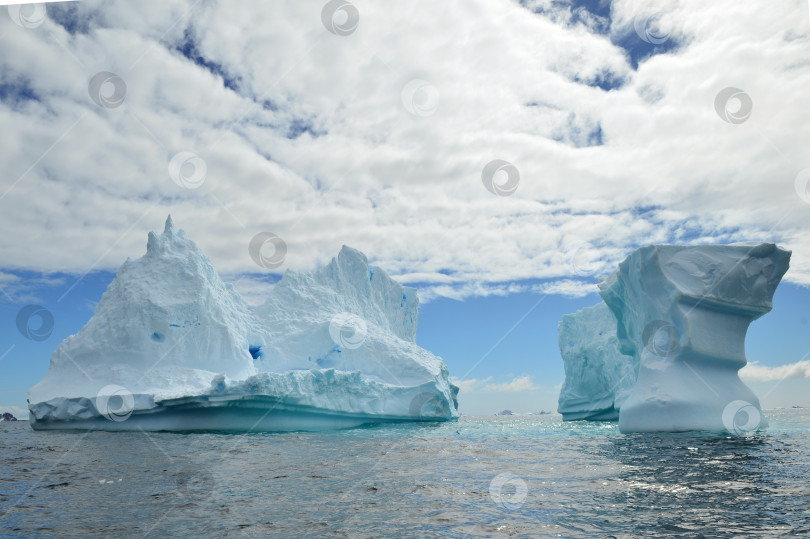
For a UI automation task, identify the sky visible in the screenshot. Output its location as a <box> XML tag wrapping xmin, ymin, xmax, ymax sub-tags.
<box><xmin>1</xmin><ymin>0</ymin><xmax>810</xmax><ymax>418</ymax></box>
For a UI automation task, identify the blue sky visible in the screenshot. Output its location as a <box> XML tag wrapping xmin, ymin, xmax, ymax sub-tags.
<box><xmin>2</xmin><ymin>0</ymin><xmax>810</xmax><ymax>417</ymax></box>
<box><xmin>2</xmin><ymin>261</ymin><xmax>809</xmax><ymax>417</ymax></box>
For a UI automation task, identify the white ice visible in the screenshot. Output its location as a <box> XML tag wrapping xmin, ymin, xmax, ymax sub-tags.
<box><xmin>598</xmin><ymin>243</ymin><xmax>791</xmax><ymax>433</ymax></box>
<box><xmin>28</xmin><ymin>216</ymin><xmax>459</xmax><ymax>431</ymax></box>
<box><xmin>557</xmin><ymin>302</ymin><xmax>636</xmax><ymax>421</ymax></box>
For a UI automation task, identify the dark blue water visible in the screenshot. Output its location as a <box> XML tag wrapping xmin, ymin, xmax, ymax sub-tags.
<box><xmin>2</xmin><ymin>409</ymin><xmax>809</xmax><ymax>537</ymax></box>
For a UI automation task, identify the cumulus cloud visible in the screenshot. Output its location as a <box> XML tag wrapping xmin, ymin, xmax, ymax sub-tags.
<box><xmin>452</xmin><ymin>375</ymin><xmax>539</xmax><ymax>393</ymax></box>
<box><xmin>1</xmin><ymin>0</ymin><xmax>808</xmax><ymax>302</ymax></box>
<box><xmin>413</xmin><ymin>278</ymin><xmax>598</xmax><ymax>303</ymax></box>
<box><xmin>740</xmin><ymin>360</ymin><xmax>810</xmax><ymax>382</ymax></box>
<box><xmin>0</xmin><ymin>271</ymin><xmax>65</xmax><ymax>304</ymax></box>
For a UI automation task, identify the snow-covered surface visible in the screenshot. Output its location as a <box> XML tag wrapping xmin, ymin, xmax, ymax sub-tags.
<box><xmin>599</xmin><ymin>243</ymin><xmax>791</xmax><ymax>433</ymax></box>
<box><xmin>253</xmin><ymin>244</ymin><xmax>443</xmax><ymax>386</ymax></box>
<box><xmin>557</xmin><ymin>302</ymin><xmax>636</xmax><ymax>421</ymax></box>
<box><xmin>28</xmin><ymin>217</ymin><xmax>458</xmax><ymax>431</ymax></box>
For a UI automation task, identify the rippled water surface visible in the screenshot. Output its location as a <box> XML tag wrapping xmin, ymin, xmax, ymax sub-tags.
<box><xmin>2</xmin><ymin>409</ymin><xmax>810</xmax><ymax>537</ymax></box>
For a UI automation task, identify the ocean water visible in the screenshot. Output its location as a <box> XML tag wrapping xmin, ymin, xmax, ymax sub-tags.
<box><xmin>2</xmin><ymin>409</ymin><xmax>809</xmax><ymax>538</ymax></box>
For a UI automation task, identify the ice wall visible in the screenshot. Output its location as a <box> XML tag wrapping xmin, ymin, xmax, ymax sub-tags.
<box><xmin>557</xmin><ymin>302</ymin><xmax>637</xmax><ymax>421</ymax></box>
<box><xmin>254</xmin><ymin>246</ymin><xmax>445</xmax><ymax>386</ymax></box>
<box><xmin>599</xmin><ymin>243</ymin><xmax>791</xmax><ymax>433</ymax></box>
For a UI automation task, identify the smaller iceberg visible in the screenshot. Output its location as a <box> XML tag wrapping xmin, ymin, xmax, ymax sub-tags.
<box><xmin>557</xmin><ymin>302</ymin><xmax>636</xmax><ymax>421</ymax></box>
<box><xmin>28</xmin><ymin>216</ymin><xmax>459</xmax><ymax>432</ymax></box>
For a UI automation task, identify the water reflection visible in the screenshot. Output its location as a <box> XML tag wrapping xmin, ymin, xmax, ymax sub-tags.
<box><xmin>587</xmin><ymin>433</ymin><xmax>802</xmax><ymax>536</ymax></box>
<box><xmin>2</xmin><ymin>414</ymin><xmax>809</xmax><ymax>537</ymax></box>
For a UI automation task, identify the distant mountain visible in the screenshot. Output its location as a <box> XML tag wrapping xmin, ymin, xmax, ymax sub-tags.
<box><xmin>1</xmin><ymin>412</ymin><xmax>18</xmax><ymax>421</ymax></box>
<box><xmin>497</xmin><ymin>410</ymin><xmax>513</xmax><ymax>416</ymax></box>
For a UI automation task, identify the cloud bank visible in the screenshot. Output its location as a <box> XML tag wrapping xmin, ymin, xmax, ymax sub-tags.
<box><xmin>741</xmin><ymin>360</ymin><xmax>810</xmax><ymax>382</ymax></box>
<box><xmin>451</xmin><ymin>375</ymin><xmax>541</xmax><ymax>394</ymax></box>
<box><xmin>1</xmin><ymin>0</ymin><xmax>809</xmax><ymax>304</ymax></box>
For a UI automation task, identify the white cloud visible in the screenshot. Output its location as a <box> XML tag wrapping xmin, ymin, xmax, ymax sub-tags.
<box><xmin>740</xmin><ymin>360</ymin><xmax>810</xmax><ymax>382</ymax></box>
<box><xmin>486</xmin><ymin>375</ymin><xmax>540</xmax><ymax>393</ymax></box>
<box><xmin>0</xmin><ymin>271</ymin><xmax>65</xmax><ymax>304</ymax></box>
<box><xmin>0</xmin><ymin>0</ymin><xmax>808</xmax><ymax>300</ymax></box>
<box><xmin>450</xmin><ymin>377</ymin><xmax>483</xmax><ymax>394</ymax></box>
<box><xmin>531</xmin><ymin>279</ymin><xmax>599</xmax><ymax>298</ymax></box>
<box><xmin>414</xmin><ymin>278</ymin><xmax>597</xmax><ymax>303</ymax></box>
<box><xmin>416</xmin><ymin>281</ymin><xmax>540</xmax><ymax>303</ymax></box>
<box><xmin>451</xmin><ymin>375</ymin><xmax>540</xmax><ymax>394</ymax></box>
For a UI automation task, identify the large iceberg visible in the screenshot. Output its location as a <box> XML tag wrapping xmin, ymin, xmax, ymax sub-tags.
<box><xmin>557</xmin><ymin>302</ymin><xmax>636</xmax><ymax>421</ymax></box>
<box><xmin>598</xmin><ymin>243</ymin><xmax>790</xmax><ymax>433</ymax></box>
<box><xmin>28</xmin><ymin>216</ymin><xmax>459</xmax><ymax>431</ymax></box>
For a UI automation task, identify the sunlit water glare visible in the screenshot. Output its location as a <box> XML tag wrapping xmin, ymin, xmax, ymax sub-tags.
<box><xmin>2</xmin><ymin>409</ymin><xmax>809</xmax><ymax>537</ymax></box>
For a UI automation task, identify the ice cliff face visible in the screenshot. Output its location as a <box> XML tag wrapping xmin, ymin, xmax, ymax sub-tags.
<box><xmin>28</xmin><ymin>216</ymin><xmax>458</xmax><ymax>431</ymax></box>
<box><xmin>557</xmin><ymin>302</ymin><xmax>636</xmax><ymax>421</ymax></box>
<box><xmin>598</xmin><ymin>243</ymin><xmax>791</xmax><ymax>433</ymax></box>
<box><xmin>254</xmin><ymin>246</ymin><xmax>442</xmax><ymax>386</ymax></box>
<box><xmin>29</xmin><ymin>216</ymin><xmax>258</xmax><ymax>408</ymax></box>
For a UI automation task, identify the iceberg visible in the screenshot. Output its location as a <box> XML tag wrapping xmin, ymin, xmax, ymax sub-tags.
<box><xmin>557</xmin><ymin>302</ymin><xmax>636</xmax><ymax>421</ymax></box>
<box><xmin>598</xmin><ymin>243</ymin><xmax>791</xmax><ymax>433</ymax></box>
<box><xmin>28</xmin><ymin>216</ymin><xmax>459</xmax><ymax>431</ymax></box>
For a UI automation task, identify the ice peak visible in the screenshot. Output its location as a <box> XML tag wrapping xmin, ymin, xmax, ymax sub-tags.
<box><xmin>311</xmin><ymin>245</ymin><xmax>372</xmax><ymax>284</ymax></box>
<box><xmin>338</xmin><ymin>245</ymin><xmax>368</xmax><ymax>266</ymax></box>
<box><xmin>164</xmin><ymin>215</ymin><xmax>175</xmax><ymax>235</ymax></box>
<box><xmin>146</xmin><ymin>215</ymin><xmax>194</xmax><ymax>256</ymax></box>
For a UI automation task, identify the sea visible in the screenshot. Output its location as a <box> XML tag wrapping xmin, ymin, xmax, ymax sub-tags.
<box><xmin>2</xmin><ymin>408</ymin><xmax>809</xmax><ymax>538</ymax></box>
